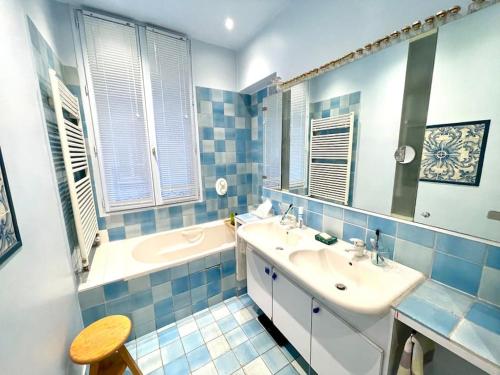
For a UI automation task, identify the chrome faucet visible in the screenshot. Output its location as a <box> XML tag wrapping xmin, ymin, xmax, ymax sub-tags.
<box><xmin>370</xmin><ymin>229</ymin><xmax>386</xmax><ymax>265</ymax></box>
<box><xmin>280</xmin><ymin>203</ymin><xmax>294</xmax><ymax>225</ymax></box>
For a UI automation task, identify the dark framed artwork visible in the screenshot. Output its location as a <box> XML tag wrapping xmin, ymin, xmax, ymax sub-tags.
<box><xmin>0</xmin><ymin>148</ymin><xmax>22</xmax><ymax>265</ymax></box>
<box><xmin>419</xmin><ymin>120</ymin><xmax>490</xmax><ymax>186</ymax></box>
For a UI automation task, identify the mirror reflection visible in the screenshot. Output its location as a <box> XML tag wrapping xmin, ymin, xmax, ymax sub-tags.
<box><xmin>265</xmin><ymin>6</ymin><xmax>500</xmax><ymax>242</ymax></box>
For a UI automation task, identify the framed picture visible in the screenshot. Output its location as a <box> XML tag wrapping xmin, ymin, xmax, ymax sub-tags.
<box><xmin>419</xmin><ymin>120</ymin><xmax>490</xmax><ymax>186</ymax></box>
<box><xmin>0</xmin><ymin>148</ymin><xmax>22</xmax><ymax>265</ymax></box>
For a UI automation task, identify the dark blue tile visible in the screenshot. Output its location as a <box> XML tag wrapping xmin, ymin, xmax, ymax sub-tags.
<box><xmin>207</xmin><ymin>267</ymin><xmax>221</xmax><ymax>283</ymax></box>
<box><xmin>213</xmin><ymin>112</ymin><xmax>225</xmax><ymax>127</ymax></box>
<box><xmin>207</xmin><ymin>281</ymin><xmax>221</xmax><ymax>297</ymax></box>
<box><xmin>194</xmin><ymin>202</ymin><xmax>207</xmax><ymax>215</ymax></box>
<box><xmin>154</xmin><ymin>297</ymin><xmax>174</xmax><ymax>318</ymax></box>
<box><xmin>344</xmin><ymin>210</ymin><xmax>367</xmax><ymax>227</ymax></box>
<box><xmin>141</xmin><ymin>220</ymin><xmax>156</xmax><ymax>235</ymax></box>
<box><xmin>192</xmin><ymin>300</ymin><xmax>208</xmax><ymax>314</ymax></box>
<box><xmin>397</xmin><ymin>223</ymin><xmax>435</xmax><ymax>248</ymax></box>
<box><xmin>190</xmin><ymin>271</ymin><xmax>207</xmax><ymax>289</ymax></box>
<box><xmin>222</xmin><ymin>260</ymin><xmax>236</xmax><ymax>277</ymax></box>
<box><xmin>201</xmin><ymin>127</ymin><xmax>214</xmax><ymax>140</ymax></box>
<box><xmin>330</xmin><ymin>97</ymin><xmax>340</xmax><ymax>109</ymax></box>
<box><xmin>212</xmin><ymin>102</ymin><xmax>224</xmax><ymax>115</ymax></box>
<box><xmin>196</xmin><ymin>87</ymin><xmax>210</xmax><ymax>101</ymax></box>
<box><xmin>215</xmin><ymin>140</ymin><xmax>225</xmax><ymax>152</ymax></box>
<box><xmin>224</xmin><ymin>116</ymin><xmax>235</xmax><ymax>128</ymax></box>
<box><xmin>156</xmin><ymin>313</ymin><xmax>175</xmax><ymax>330</ymax></box>
<box><xmin>106</xmin><ymin>296</ymin><xmax>131</xmax><ymax>315</ymax></box>
<box><xmin>321</xmin><ymin>109</ymin><xmax>330</xmax><ymax>118</ymax></box>
<box><xmin>431</xmin><ymin>252</ymin><xmax>483</xmax><ymax>295</ymax></box>
<box><xmin>130</xmin><ymin>290</ymin><xmax>153</xmax><ymax>310</ymax></box>
<box><xmin>150</xmin><ymin>269</ymin><xmax>171</xmax><ymax>286</ymax></box>
<box><xmin>108</xmin><ymin>227</ymin><xmax>126</xmax><ymax>241</ymax></box>
<box><xmin>465</xmin><ymin>302</ymin><xmax>500</xmax><ymax>335</ymax></box>
<box><xmin>486</xmin><ymin>245</ymin><xmax>500</xmax><ymax>270</ymax></box>
<box><xmin>172</xmin><ymin>276</ymin><xmax>190</xmax><ymax>295</ymax></box>
<box><xmin>435</xmin><ymin>234</ymin><xmax>486</xmax><ymax>265</ymax></box>
<box><xmin>201</xmin><ymin>153</ymin><xmax>215</xmax><ymax>165</ymax></box>
<box><xmin>225</xmin><ymin>128</ymin><xmax>236</xmax><ymax>140</ymax></box>
<box><xmin>103</xmin><ymin>280</ymin><xmax>129</xmax><ymax>301</ymax></box>
<box><xmin>366</xmin><ymin>230</ymin><xmax>395</xmax><ymax>259</ymax></box>
<box><xmin>207</xmin><ymin>211</ymin><xmax>218</xmax><ymax>221</ymax></box>
<box><xmin>223</xmin><ymin>91</ymin><xmax>234</xmax><ymax>103</ymax></box>
<box><xmin>168</xmin><ymin>206</ymin><xmax>182</xmax><ymax>216</ymax></box>
<box><xmin>306</xmin><ymin>211</ymin><xmax>322</xmax><ymax>231</ymax></box>
<box><xmin>227</xmin><ymin>164</ymin><xmax>237</xmax><ymax>175</ymax></box>
<box><xmin>349</xmin><ymin>91</ymin><xmax>361</xmax><ymax>105</ymax></box>
<box><xmin>397</xmin><ymin>295</ymin><xmax>459</xmax><ymax>337</ymax></box>
<box><xmin>237</xmin><ymin>195</ymin><xmax>247</xmax><ymax>206</ymax></box>
<box><xmin>367</xmin><ymin>216</ymin><xmax>397</xmax><ymax>236</ymax></box>
<box><xmin>223</xmin><ymin>288</ymin><xmax>237</xmax><ymax>299</ymax></box>
<box><xmin>206</xmin><ymin>188</ymin><xmax>218</xmax><ymax>199</ymax></box>
<box><xmin>82</xmin><ymin>304</ymin><xmax>106</xmax><ymax>326</ymax></box>
<box><xmin>342</xmin><ymin>223</ymin><xmax>366</xmax><ymax>242</ymax></box>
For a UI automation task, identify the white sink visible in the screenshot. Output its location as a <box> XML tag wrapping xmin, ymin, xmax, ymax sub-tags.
<box><xmin>238</xmin><ymin>217</ymin><xmax>424</xmax><ymax>315</ymax></box>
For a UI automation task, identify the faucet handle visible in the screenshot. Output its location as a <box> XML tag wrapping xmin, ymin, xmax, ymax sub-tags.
<box><xmin>349</xmin><ymin>238</ymin><xmax>365</xmax><ymax>247</ymax></box>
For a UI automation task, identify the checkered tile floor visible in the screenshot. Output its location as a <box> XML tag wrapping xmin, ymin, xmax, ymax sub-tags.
<box><xmin>124</xmin><ymin>294</ymin><xmax>309</xmax><ymax>375</ymax></box>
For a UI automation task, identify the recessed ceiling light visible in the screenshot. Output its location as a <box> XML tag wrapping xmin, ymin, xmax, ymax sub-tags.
<box><xmin>225</xmin><ymin>17</ymin><xmax>234</xmax><ymax>31</ymax></box>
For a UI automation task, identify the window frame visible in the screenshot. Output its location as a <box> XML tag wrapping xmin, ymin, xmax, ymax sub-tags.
<box><xmin>73</xmin><ymin>9</ymin><xmax>202</xmax><ymax>215</ymax></box>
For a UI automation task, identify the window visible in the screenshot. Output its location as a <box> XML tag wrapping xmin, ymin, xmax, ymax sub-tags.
<box><xmin>262</xmin><ymin>93</ymin><xmax>282</xmax><ymax>189</ymax></box>
<box><xmin>289</xmin><ymin>82</ymin><xmax>309</xmax><ymax>189</ymax></box>
<box><xmin>77</xmin><ymin>11</ymin><xmax>201</xmax><ymax>213</ymax></box>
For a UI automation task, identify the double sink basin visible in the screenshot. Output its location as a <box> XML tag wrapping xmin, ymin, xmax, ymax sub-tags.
<box><xmin>237</xmin><ymin>217</ymin><xmax>424</xmax><ymax>315</ymax></box>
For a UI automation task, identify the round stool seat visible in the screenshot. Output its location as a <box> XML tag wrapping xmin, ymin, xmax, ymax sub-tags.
<box><xmin>70</xmin><ymin>315</ymin><xmax>132</xmax><ymax>365</ymax></box>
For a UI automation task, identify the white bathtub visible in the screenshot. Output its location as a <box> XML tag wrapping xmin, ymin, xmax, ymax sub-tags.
<box><xmin>79</xmin><ymin>220</ymin><xmax>235</xmax><ymax>292</ymax></box>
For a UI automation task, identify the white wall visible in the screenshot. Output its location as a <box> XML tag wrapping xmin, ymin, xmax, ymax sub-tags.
<box><xmin>309</xmin><ymin>42</ymin><xmax>408</xmax><ymax>215</ymax></box>
<box><xmin>237</xmin><ymin>0</ymin><xmax>470</xmax><ymax>90</ymax></box>
<box><xmin>415</xmin><ymin>6</ymin><xmax>500</xmax><ymax>241</ymax></box>
<box><xmin>0</xmin><ymin>0</ymin><xmax>83</xmax><ymax>374</ymax></box>
<box><xmin>191</xmin><ymin>39</ymin><xmax>237</xmax><ymax>91</ymax></box>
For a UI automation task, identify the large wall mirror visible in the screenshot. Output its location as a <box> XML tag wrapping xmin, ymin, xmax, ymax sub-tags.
<box><xmin>266</xmin><ymin>5</ymin><xmax>500</xmax><ymax>242</ymax></box>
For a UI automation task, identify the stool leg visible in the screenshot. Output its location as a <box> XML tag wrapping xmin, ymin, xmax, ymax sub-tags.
<box><xmin>118</xmin><ymin>345</ymin><xmax>143</xmax><ymax>375</ymax></box>
<box><xmin>89</xmin><ymin>363</ymin><xmax>100</xmax><ymax>375</ymax></box>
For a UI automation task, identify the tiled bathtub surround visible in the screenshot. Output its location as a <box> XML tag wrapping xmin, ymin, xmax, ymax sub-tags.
<box><xmin>264</xmin><ymin>188</ymin><xmax>500</xmax><ymax>307</ymax></box>
<box><xmin>79</xmin><ymin>249</ymin><xmax>246</xmax><ymax>338</ymax></box>
<box><xmin>100</xmin><ymin>87</ymin><xmax>257</xmax><ymax>242</ymax></box>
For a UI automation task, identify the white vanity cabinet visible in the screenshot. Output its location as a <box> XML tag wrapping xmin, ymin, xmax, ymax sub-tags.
<box><xmin>246</xmin><ymin>246</ymin><xmax>273</xmax><ymax>318</ymax></box>
<box><xmin>272</xmin><ymin>268</ymin><xmax>312</xmax><ymax>361</ymax></box>
<box><xmin>311</xmin><ymin>300</ymin><xmax>383</xmax><ymax>375</ymax></box>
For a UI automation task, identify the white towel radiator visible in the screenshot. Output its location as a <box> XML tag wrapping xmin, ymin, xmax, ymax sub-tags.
<box><xmin>308</xmin><ymin>113</ymin><xmax>354</xmax><ymax>205</ymax></box>
<box><xmin>49</xmin><ymin>69</ymin><xmax>98</xmax><ymax>269</ymax></box>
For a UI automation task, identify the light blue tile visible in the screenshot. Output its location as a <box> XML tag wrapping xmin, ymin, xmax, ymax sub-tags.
<box><xmin>397</xmin><ymin>295</ymin><xmax>459</xmax><ymax>337</ymax></box>
<box><xmin>435</xmin><ymin>234</ymin><xmax>486</xmax><ymax>264</ymax></box>
<box><xmin>344</xmin><ymin>210</ymin><xmax>367</xmax><ymax>227</ymax></box>
<box><xmin>397</xmin><ymin>223</ymin><xmax>435</xmax><ymax>248</ymax></box>
<box><xmin>412</xmin><ymin>280</ymin><xmax>473</xmax><ymax>318</ymax></box>
<box><xmin>131</xmin><ymin>305</ymin><xmax>155</xmax><ymax>326</ymax></box>
<box><xmin>306</xmin><ymin>211</ymin><xmax>322</xmax><ymax>231</ymax></box>
<box><xmin>186</xmin><ymin>345</ymin><xmax>211</xmax><ymax>371</ymax></box>
<box><xmin>158</xmin><ymin>325</ymin><xmax>179</xmax><ymax>347</ymax></box>
<box><xmin>136</xmin><ymin>334</ymin><xmax>159</xmax><ymax>358</ymax></box>
<box><xmin>342</xmin><ymin>223</ymin><xmax>366</xmax><ymax>243</ymax></box>
<box><xmin>103</xmin><ymin>280</ymin><xmax>129</xmax><ymax>301</ymax></box>
<box><xmin>163</xmin><ymin>356</ymin><xmax>190</xmax><ymax>375</ymax></box>
<box><xmin>173</xmin><ymin>291</ymin><xmax>192</xmax><ymax>311</ymax></box>
<box><xmin>431</xmin><ymin>252</ymin><xmax>483</xmax><ymax>295</ymax></box>
<box><xmin>128</xmin><ymin>275</ymin><xmax>151</xmax><ymax>293</ymax></box>
<box><xmin>394</xmin><ymin>239</ymin><xmax>434</xmax><ymax>276</ymax></box>
<box><xmin>486</xmin><ymin>245</ymin><xmax>500</xmax><ymax>270</ymax></box>
<box><xmin>81</xmin><ymin>304</ymin><xmax>106</xmax><ymax>326</ymax></box>
<box><xmin>451</xmin><ymin>320</ymin><xmax>500</xmax><ymax>366</ymax></box>
<box><xmin>367</xmin><ymin>216</ymin><xmax>397</xmax><ymax>236</ymax></box>
<box><xmin>156</xmin><ymin>312</ymin><xmax>175</xmax><ymax>330</ymax></box>
<box><xmin>222</xmin><ymin>260</ymin><xmax>236</xmax><ymax>278</ymax></box>
<box><xmin>239</xmin><ymin>294</ymin><xmax>253</xmax><ymax>307</ymax></box>
<box><xmin>214</xmin><ymin>351</ymin><xmax>240</xmax><ymax>375</ymax></box>
<box><xmin>190</xmin><ymin>270</ymin><xmax>207</xmax><ymax>289</ymax></box>
<box><xmin>106</xmin><ymin>296</ymin><xmax>131</xmax><ymax>315</ymax></box>
<box><xmin>137</xmin><ymin>348</ymin><xmax>162</xmax><ymax>373</ymax></box>
<box><xmin>233</xmin><ymin>340</ymin><xmax>258</xmax><ymax>366</ymax></box>
<box><xmin>188</xmin><ymin>258</ymin><xmax>206</xmax><ymax>274</ymax></box>
<box><xmin>154</xmin><ymin>297</ymin><xmax>173</xmax><ymax>319</ymax></box>
<box><xmin>307</xmin><ymin>200</ymin><xmax>323</xmax><ymax>214</ymax></box>
<box><xmin>191</xmin><ymin>285</ymin><xmax>208</xmax><ymax>304</ymax></box>
<box><xmin>195</xmin><ymin>309</ymin><xmax>214</xmax><ymax>328</ymax></box>
<box><xmin>152</xmin><ymin>282</ymin><xmax>172</xmax><ymax>302</ymax></box>
<box><xmin>79</xmin><ymin>287</ymin><xmax>105</xmax><ymax>309</ymax></box>
<box><xmin>171</xmin><ymin>264</ymin><xmax>189</xmax><ymax>279</ymax></box>
<box><xmin>225</xmin><ymin>327</ymin><xmax>247</xmax><ymax>348</ymax></box>
<box><xmin>241</xmin><ymin>319</ymin><xmax>264</xmax><ymax>338</ymax></box>
<box><xmin>221</xmin><ymin>249</ymin><xmax>235</xmax><ymax>262</ymax></box>
<box><xmin>182</xmin><ymin>330</ymin><xmax>204</xmax><ymax>353</ymax></box>
<box><xmin>478</xmin><ymin>267</ymin><xmax>500</xmax><ymax>306</ymax></box>
<box><xmin>218</xmin><ymin>315</ymin><xmax>239</xmax><ymax>334</ymax></box>
<box><xmin>466</xmin><ymin>302</ymin><xmax>500</xmax><ymax>335</ymax></box>
<box><xmin>160</xmin><ymin>339</ymin><xmax>184</xmax><ymax>364</ymax></box>
<box><xmin>276</xmin><ymin>364</ymin><xmax>300</xmax><ymax>375</ymax></box>
<box><xmin>226</xmin><ymin>297</ymin><xmax>244</xmax><ymax>313</ymax></box>
<box><xmin>205</xmin><ymin>253</ymin><xmax>221</xmax><ymax>268</ymax></box>
<box><xmin>250</xmin><ymin>331</ymin><xmax>275</xmax><ymax>355</ymax></box>
<box><xmin>323</xmin><ymin>204</ymin><xmax>343</xmax><ymax>219</ymax></box>
<box><xmin>130</xmin><ymin>290</ymin><xmax>153</xmax><ymax>311</ymax></box>
<box><xmin>172</xmin><ymin>276</ymin><xmax>190</xmax><ymax>295</ymax></box>
<box><xmin>261</xmin><ymin>345</ymin><xmax>289</xmax><ymax>373</ymax></box>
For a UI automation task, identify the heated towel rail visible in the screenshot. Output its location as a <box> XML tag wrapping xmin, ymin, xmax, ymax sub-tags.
<box><xmin>49</xmin><ymin>69</ymin><xmax>98</xmax><ymax>269</ymax></box>
<box><xmin>308</xmin><ymin>113</ymin><xmax>354</xmax><ymax>205</ymax></box>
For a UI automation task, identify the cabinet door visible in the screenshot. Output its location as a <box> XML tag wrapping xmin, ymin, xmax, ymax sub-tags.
<box><xmin>246</xmin><ymin>247</ymin><xmax>273</xmax><ymax>318</ymax></box>
<box><xmin>311</xmin><ymin>301</ymin><xmax>382</xmax><ymax>375</ymax></box>
<box><xmin>272</xmin><ymin>269</ymin><xmax>312</xmax><ymax>361</ymax></box>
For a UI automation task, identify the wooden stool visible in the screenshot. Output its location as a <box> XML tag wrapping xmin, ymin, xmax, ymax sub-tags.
<box><xmin>70</xmin><ymin>315</ymin><xmax>142</xmax><ymax>375</ymax></box>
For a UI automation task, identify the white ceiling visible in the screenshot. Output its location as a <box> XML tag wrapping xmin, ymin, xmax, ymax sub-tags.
<box><xmin>57</xmin><ymin>0</ymin><xmax>292</xmax><ymax>50</ymax></box>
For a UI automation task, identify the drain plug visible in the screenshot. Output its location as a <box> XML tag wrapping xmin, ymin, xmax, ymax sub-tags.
<box><xmin>275</xmin><ymin>246</ymin><xmax>284</xmax><ymax>251</ymax></box>
<box><xmin>335</xmin><ymin>283</ymin><xmax>347</xmax><ymax>291</ymax></box>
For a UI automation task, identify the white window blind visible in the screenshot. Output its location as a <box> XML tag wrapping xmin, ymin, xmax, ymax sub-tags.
<box><xmin>82</xmin><ymin>14</ymin><xmax>154</xmax><ymax>211</ymax></box>
<box><xmin>145</xmin><ymin>29</ymin><xmax>200</xmax><ymax>205</ymax></box>
<box><xmin>79</xmin><ymin>11</ymin><xmax>201</xmax><ymax>213</ymax></box>
<box><xmin>289</xmin><ymin>82</ymin><xmax>309</xmax><ymax>189</ymax></box>
<box><xmin>263</xmin><ymin>93</ymin><xmax>282</xmax><ymax>189</ymax></box>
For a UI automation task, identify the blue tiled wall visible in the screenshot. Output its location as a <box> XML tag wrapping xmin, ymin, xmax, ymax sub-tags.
<box><xmin>264</xmin><ymin>188</ymin><xmax>500</xmax><ymax>307</ymax></box>
<box><xmin>79</xmin><ymin>248</ymin><xmax>246</xmax><ymax>339</ymax></box>
<box><xmin>99</xmin><ymin>87</ymin><xmax>258</xmax><ymax>242</ymax></box>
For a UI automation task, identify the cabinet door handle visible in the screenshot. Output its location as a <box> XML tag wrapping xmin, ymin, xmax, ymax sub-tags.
<box><xmin>313</xmin><ymin>307</ymin><xmax>320</xmax><ymax>314</ymax></box>
<box><xmin>264</xmin><ymin>267</ymin><xmax>270</xmax><ymax>275</ymax></box>
<box><xmin>272</xmin><ymin>272</ymin><xmax>277</xmax><ymax>280</ymax></box>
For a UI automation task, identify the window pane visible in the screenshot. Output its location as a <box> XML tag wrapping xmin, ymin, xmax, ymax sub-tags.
<box><xmin>146</xmin><ymin>29</ymin><xmax>200</xmax><ymax>204</ymax></box>
<box><xmin>82</xmin><ymin>15</ymin><xmax>154</xmax><ymax>210</ymax></box>
<box><xmin>289</xmin><ymin>82</ymin><xmax>308</xmax><ymax>189</ymax></box>
<box><xmin>263</xmin><ymin>93</ymin><xmax>282</xmax><ymax>189</ymax></box>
